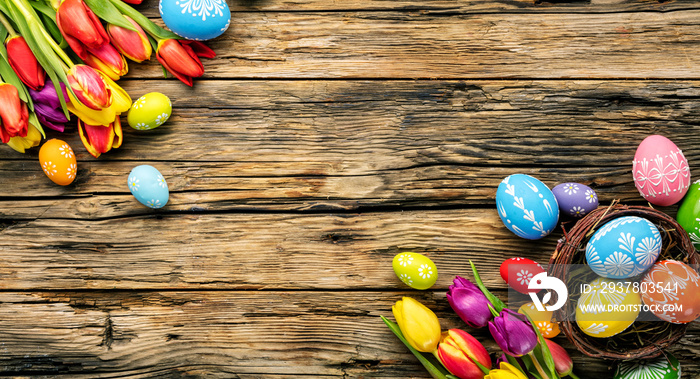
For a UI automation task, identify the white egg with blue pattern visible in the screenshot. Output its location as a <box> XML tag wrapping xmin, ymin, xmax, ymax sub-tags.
<box><xmin>585</xmin><ymin>216</ymin><xmax>661</xmax><ymax>279</ymax></box>
<box><xmin>128</xmin><ymin>165</ymin><xmax>169</xmax><ymax>209</ymax></box>
<box><xmin>496</xmin><ymin>174</ymin><xmax>559</xmax><ymax>240</ymax></box>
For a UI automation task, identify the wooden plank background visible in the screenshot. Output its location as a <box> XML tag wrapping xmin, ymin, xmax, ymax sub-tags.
<box><xmin>1</xmin><ymin>0</ymin><xmax>700</xmax><ymax>377</ymax></box>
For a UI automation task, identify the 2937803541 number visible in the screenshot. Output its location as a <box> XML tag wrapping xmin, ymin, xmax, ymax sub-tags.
<box><xmin>581</xmin><ymin>281</ymin><xmax>679</xmax><ymax>295</ymax></box>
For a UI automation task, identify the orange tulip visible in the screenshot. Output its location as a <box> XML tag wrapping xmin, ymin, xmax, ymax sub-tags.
<box><xmin>84</xmin><ymin>43</ymin><xmax>128</xmax><ymax>80</ymax></box>
<box><xmin>156</xmin><ymin>39</ymin><xmax>215</xmax><ymax>86</ymax></box>
<box><xmin>0</xmin><ymin>84</ymin><xmax>29</xmax><ymax>144</ymax></box>
<box><xmin>56</xmin><ymin>0</ymin><xmax>109</xmax><ymax>59</ymax></box>
<box><xmin>107</xmin><ymin>16</ymin><xmax>151</xmax><ymax>63</ymax></box>
<box><xmin>67</xmin><ymin>65</ymin><xmax>111</xmax><ymax>110</ymax></box>
<box><xmin>78</xmin><ymin>115</ymin><xmax>123</xmax><ymax>158</ymax></box>
<box><xmin>6</xmin><ymin>36</ymin><xmax>45</xmax><ymax>90</ymax></box>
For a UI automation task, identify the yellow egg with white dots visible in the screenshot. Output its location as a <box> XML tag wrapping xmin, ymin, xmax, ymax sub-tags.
<box><xmin>127</xmin><ymin>92</ymin><xmax>172</xmax><ymax>131</ymax></box>
<box><xmin>392</xmin><ymin>252</ymin><xmax>438</xmax><ymax>290</ymax></box>
<box><xmin>518</xmin><ymin>302</ymin><xmax>560</xmax><ymax>338</ymax></box>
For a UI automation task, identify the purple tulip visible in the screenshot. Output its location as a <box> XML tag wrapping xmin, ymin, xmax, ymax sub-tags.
<box><xmin>29</xmin><ymin>79</ymin><xmax>69</xmax><ymax>132</ymax></box>
<box><xmin>446</xmin><ymin>276</ymin><xmax>494</xmax><ymax>328</ymax></box>
<box><xmin>488</xmin><ymin>309</ymin><xmax>538</xmax><ymax>357</ymax></box>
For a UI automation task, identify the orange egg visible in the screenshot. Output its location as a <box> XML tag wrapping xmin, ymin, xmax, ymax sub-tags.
<box><xmin>641</xmin><ymin>260</ymin><xmax>700</xmax><ymax>324</ymax></box>
<box><xmin>39</xmin><ymin>139</ymin><xmax>77</xmax><ymax>186</ymax></box>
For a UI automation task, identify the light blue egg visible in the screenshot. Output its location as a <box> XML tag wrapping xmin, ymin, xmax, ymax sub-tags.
<box><xmin>496</xmin><ymin>174</ymin><xmax>559</xmax><ymax>240</ymax></box>
<box><xmin>586</xmin><ymin>216</ymin><xmax>661</xmax><ymax>279</ymax></box>
<box><xmin>160</xmin><ymin>0</ymin><xmax>231</xmax><ymax>41</ymax></box>
<box><xmin>128</xmin><ymin>165</ymin><xmax>169</xmax><ymax>209</ymax></box>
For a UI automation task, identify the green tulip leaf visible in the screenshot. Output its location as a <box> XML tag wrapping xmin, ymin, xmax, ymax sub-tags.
<box><xmin>380</xmin><ymin>316</ymin><xmax>450</xmax><ymax>379</ymax></box>
<box><xmin>469</xmin><ymin>260</ymin><xmax>507</xmax><ymax>313</ymax></box>
<box><xmin>522</xmin><ymin>312</ymin><xmax>560</xmax><ymax>379</ymax></box>
<box><xmin>108</xmin><ymin>0</ymin><xmax>180</xmax><ymax>41</ymax></box>
<box><xmin>83</xmin><ymin>0</ymin><xmax>137</xmax><ymax>32</ymax></box>
<box><xmin>29</xmin><ymin>111</ymin><xmax>45</xmax><ymax>139</ymax></box>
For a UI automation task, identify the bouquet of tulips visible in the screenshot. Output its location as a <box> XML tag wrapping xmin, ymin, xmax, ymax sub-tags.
<box><xmin>382</xmin><ymin>261</ymin><xmax>581</xmax><ymax>379</ymax></box>
<box><xmin>0</xmin><ymin>0</ymin><xmax>215</xmax><ymax>156</ymax></box>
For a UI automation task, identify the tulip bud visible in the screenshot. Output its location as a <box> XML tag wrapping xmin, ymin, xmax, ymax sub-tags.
<box><xmin>156</xmin><ymin>39</ymin><xmax>215</xmax><ymax>86</ymax></box>
<box><xmin>107</xmin><ymin>17</ymin><xmax>152</xmax><ymax>63</ymax></box>
<box><xmin>488</xmin><ymin>309</ymin><xmax>538</xmax><ymax>357</ymax></box>
<box><xmin>484</xmin><ymin>362</ymin><xmax>528</xmax><ymax>379</ymax></box>
<box><xmin>67</xmin><ymin>65</ymin><xmax>112</xmax><ymax>110</ymax></box>
<box><xmin>0</xmin><ymin>83</ymin><xmax>29</xmax><ymax>144</ymax></box>
<box><xmin>446</xmin><ymin>276</ymin><xmax>494</xmax><ymax>328</ymax></box>
<box><xmin>7</xmin><ymin>123</ymin><xmax>41</xmax><ymax>153</ymax></box>
<box><xmin>29</xmin><ymin>80</ymin><xmax>70</xmax><ymax>132</ymax></box>
<box><xmin>544</xmin><ymin>339</ymin><xmax>574</xmax><ymax>377</ymax></box>
<box><xmin>78</xmin><ymin>116</ymin><xmax>122</xmax><ymax>158</ymax></box>
<box><xmin>437</xmin><ymin>329</ymin><xmax>491</xmax><ymax>379</ymax></box>
<box><xmin>391</xmin><ymin>297</ymin><xmax>441</xmax><ymax>353</ymax></box>
<box><xmin>56</xmin><ymin>0</ymin><xmax>109</xmax><ymax>59</ymax></box>
<box><xmin>5</xmin><ymin>36</ymin><xmax>45</xmax><ymax>91</ymax></box>
<box><xmin>84</xmin><ymin>43</ymin><xmax>129</xmax><ymax>80</ymax></box>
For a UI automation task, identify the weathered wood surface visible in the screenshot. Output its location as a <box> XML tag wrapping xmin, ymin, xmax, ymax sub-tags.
<box><xmin>2</xmin><ymin>0</ymin><xmax>700</xmax><ymax>377</ymax></box>
<box><xmin>124</xmin><ymin>9</ymin><xmax>700</xmax><ymax>79</ymax></box>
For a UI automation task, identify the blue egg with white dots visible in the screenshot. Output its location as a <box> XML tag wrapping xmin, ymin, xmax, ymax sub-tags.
<box><xmin>128</xmin><ymin>165</ymin><xmax>169</xmax><ymax>209</ymax></box>
<box><xmin>496</xmin><ymin>174</ymin><xmax>559</xmax><ymax>240</ymax></box>
<box><xmin>586</xmin><ymin>216</ymin><xmax>661</xmax><ymax>279</ymax></box>
<box><xmin>159</xmin><ymin>0</ymin><xmax>231</xmax><ymax>41</ymax></box>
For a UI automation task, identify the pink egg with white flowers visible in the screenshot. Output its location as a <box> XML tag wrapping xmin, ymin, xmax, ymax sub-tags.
<box><xmin>632</xmin><ymin>135</ymin><xmax>690</xmax><ymax>206</ymax></box>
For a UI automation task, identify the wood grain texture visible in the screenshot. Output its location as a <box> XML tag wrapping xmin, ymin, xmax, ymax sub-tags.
<box><xmin>121</xmin><ymin>10</ymin><xmax>700</xmax><ymax>79</ymax></box>
<box><xmin>0</xmin><ymin>291</ymin><xmax>697</xmax><ymax>378</ymax></box>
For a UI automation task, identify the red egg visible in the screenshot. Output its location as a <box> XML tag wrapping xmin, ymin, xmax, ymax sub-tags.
<box><xmin>641</xmin><ymin>260</ymin><xmax>700</xmax><ymax>324</ymax></box>
<box><xmin>499</xmin><ymin>257</ymin><xmax>545</xmax><ymax>294</ymax></box>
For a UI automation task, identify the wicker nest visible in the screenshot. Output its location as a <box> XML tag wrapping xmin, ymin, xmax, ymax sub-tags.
<box><xmin>549</xmin><ymin>203</ymin><xmax>700</xmax><ymax>360</ymax></box>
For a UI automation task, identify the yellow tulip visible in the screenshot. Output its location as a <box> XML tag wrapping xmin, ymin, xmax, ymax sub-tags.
<box><xmin>67</xmin><ymin>71</ymin><xmax>132</xmax><ymax>126</ymax></box>
<box><xmin>392</xmin><ymin>297</ymin><xmax>441</xmax><ymax>353</ymax></box>
<box><xmin>485</xmin><ymin>362</ymin><xmax>528</xmax><ymax>379</ymax></box>
<box><xmin>7</xmin><ymin>122</ymin><xmax>41</xmax><ymax>153</ymax></box>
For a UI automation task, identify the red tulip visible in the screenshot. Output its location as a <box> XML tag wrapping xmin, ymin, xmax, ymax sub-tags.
<box><xmin>544</xmin><ymin>339</ymin><xmax>576</xmax><ymax>377</ymax></box>
<box><xmin>437</xmin><ymin>329</ymin><xmax>491</xmax><ymax>379</ymax></box>
<box><xmin>56</xmin><ymin>0</ymin><xmax>109</xmax><ymax>60</ymax></box>
<box><xmin>121</xmin><ymin>0</ymin><xmax>142</xmax><ymax>3</ymax></box>
<box><xmin>0</xmin><ymin>84</ymin><xmax>29</xmax><ymax>144</ymax></box>
<box><xmin>67</xmin><ymin>65</ymin><xmax>111</xmax><ymax>110</ymax></box>
<box><xmin>107</xmin><ymin>17</ymin><xmax>151</xmax><ymax>63</ymax></box>
<box><xmin>78</xmin><ymin>115</ymin><xmax>123</xmax><ymax>158</ymax></box>
<box><xmin>156</xmin><ymin>39</ymin><xmax>215</xmax><ymax>86</ymax></box>
<box><xmin>5</xmin><ymin>36</ymin><xmax>45</xmax><ymax>90</ymax></box>
<box><xmin>84</xmin><ymin>43</ymin><xmax>128</xmax><ymax>80</ymax></box>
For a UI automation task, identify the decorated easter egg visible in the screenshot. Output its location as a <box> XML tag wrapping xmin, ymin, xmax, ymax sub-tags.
<box><xmin>552</xmin><ymin>182</ymin><xmax>598</xmax><ymax>218</ymax></box>
<box><xmin>641</xmin><ymin>260</ymin><xmax>700</xmax><ymax>324</ymax></box>
<box><xmin>499</xmin><ymin>257</ymin><xmax>545</xmax><ymax>294</ymax></box>
<box><xmin>127</xmin><ymin>92</ymin><xmax>172</xmax><ymax>131</ymax></box>
<box><xmin>614</xmin><ymin>353</ymin><xmax>681</xmax><ymax>379</ymax></box>
<box><xmin>159</xmin><ymin>0</ymin><xmax>231</xmax><ymax>41</ymax></box>
<box><xmin>518</xmin><ymin>302</ymin><xmax>560</xmax><ymax>338</ymax></box>
<box><xmin>632</xmin><ymin>135</ymin><xmax>690</xmax><ymax>206</ymax></box>
<box><xmin>586</xmin><ymin>216</ymin><xmax>661</xmax><ymax>279</ymax></box>
<box><xmin>676</xmin><ymin>179</ymin><xmax>700</xmax><ymax>250</ymax></box>
<box><xmin>128</xmin><ymin>165</ymin><xmax>169</xmax><ymax>209</ymax></box>
<box><xmin>576</xmin><ymin>277</ymin><xmax>641</xmax><ymax>338</ymax></box>
<box><xmin>39</xmin><ymin>139</ymin><xmax>77</xmax><ymax>186</ymax></box>
<box><xmin>496</xmin><ymin>174</ymin><xmax>559</xmax><ymax>240</ymax></box>
<box><xmin>392</xmin><ymin>252</ymin><xmax>438</xmax><ymax>290</ymax></box>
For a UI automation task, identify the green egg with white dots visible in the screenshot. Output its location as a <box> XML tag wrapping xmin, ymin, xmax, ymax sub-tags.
<box><xmin>127</xmin><ymin>92</ymin><xmax>172</xmax><ymax>131</ymax></box>
<box><xmin>392</xmin><ymin>252</ymin><xmax>438</xmax><ymax>290</ymax></box>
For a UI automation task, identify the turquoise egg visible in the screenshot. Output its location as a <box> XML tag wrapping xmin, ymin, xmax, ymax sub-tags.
<box><xmin>496</xmin><ymin>174</ymin><xmax>559</xmax><ymax>240</ymax></box>
<box><xmin>128</xmin><ymin>165</ymin><xmax>169</xmax><ymax>209</ymax></box>
<box><xmin>585</xmin><ymin>216</ymin><xmax>661</xmax><ymax>279</ymax></box>
<box><xmin>160</xmin><ymin>0</ymin><xmax>231</xmax><ymax>41</ymax></box>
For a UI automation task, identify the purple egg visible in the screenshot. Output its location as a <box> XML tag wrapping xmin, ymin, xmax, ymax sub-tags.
<box><xmin>552</xmin><ymin>182</ymin><xmax>599</xmax><ymax>218</ymax></box>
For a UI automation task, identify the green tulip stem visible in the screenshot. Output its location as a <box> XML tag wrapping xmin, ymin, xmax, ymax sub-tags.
<box><xmin>380</xmin><ymin>316</ymin><xmax>450</xmax><ymax>379</ymax></box>
<box><xmin>528</xmin><ymin>352</ymin><xmax>550</xmax><ymax>379</ymax></box>
<box><xmin>10</xmin><ymin>0</ymin><xmax>72</xmax><ymax>68</ymax></box>
<box><xmin>0</xmin><ymin>10</ymin><xmax>17</xmax><ymax>37</ymax></box>
<box><xmin>567</xmin><ymin>372</ymin><xmax>581</xmax><ymax>379</ymax></box>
